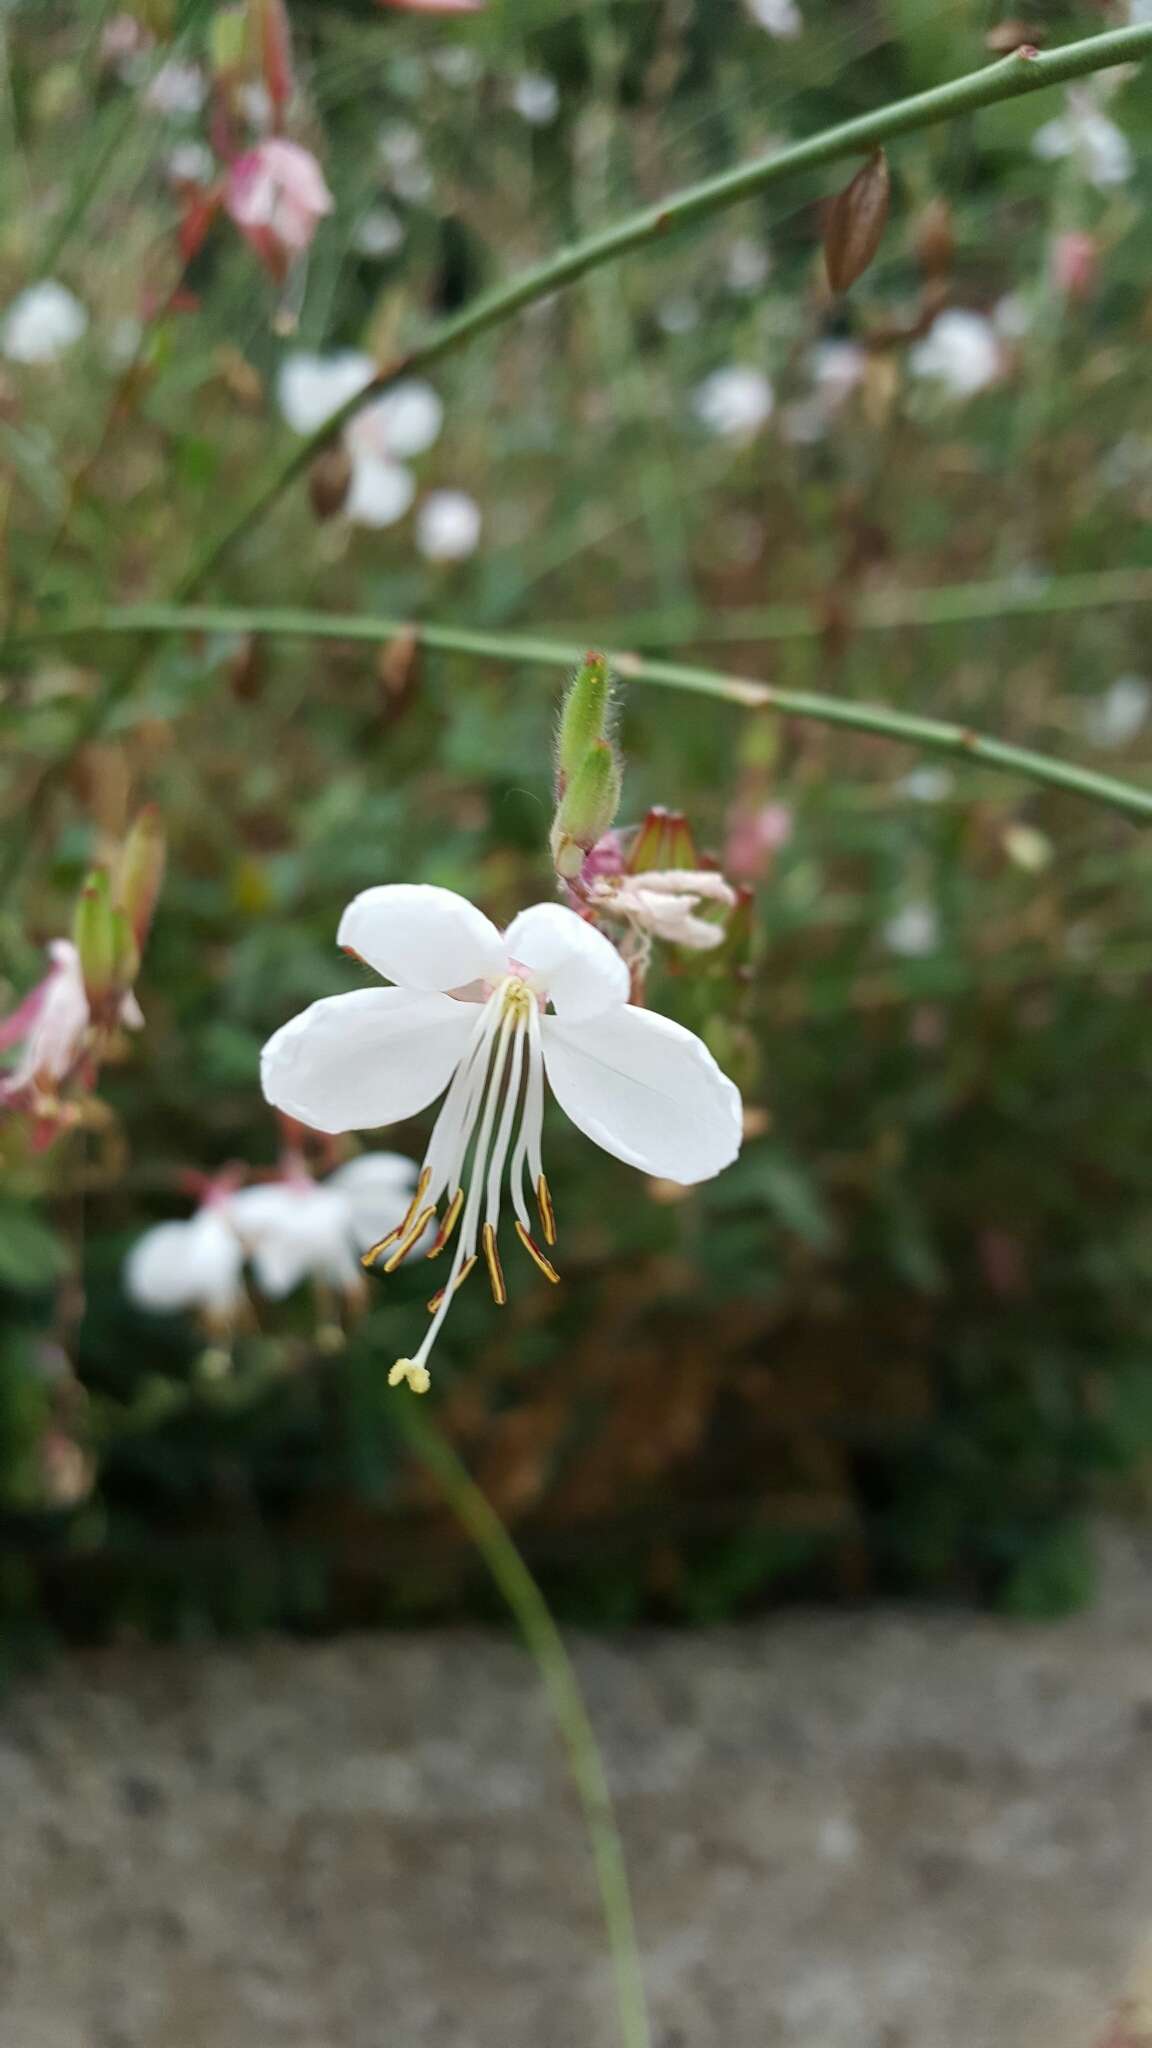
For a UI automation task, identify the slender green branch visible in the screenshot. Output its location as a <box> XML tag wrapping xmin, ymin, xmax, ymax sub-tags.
<box><xmin>170</xmin><ymin>22</ymin><xmax>1152</xmax><ymax>602</ymax></box>
<box><xmin>13</xmin><ymin>603</ymin><xmax>1152</xmax><ymax>821</ymax></box>
<box><xmin>395</xmin><ymin>1404</ymin><xmax>651</xmax><ymax>2048</ymax></box>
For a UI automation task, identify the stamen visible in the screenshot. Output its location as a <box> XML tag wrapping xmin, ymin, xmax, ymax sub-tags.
<box><xmin>388</xmin><ymin>1358</ymin><xmax>431</xmax><ymax>1395</ymax></box>
<box><xmin>426</xmin><ymin>1187</ymin><xmax>464</xmax><ymax>1260</ymax></box>
<box><xmin>426</xmin><ymin>1253</ymin><xmax>477</xmax><ymax>1314</ymax></box>
<box><xmin>482</xmin><ymin>1222</ymin><xmax>506</xmax><ymax>1305</ymax></box>
<box><xmin>381</xmin><ymin>1204</ymin><xmax>436</xmax><ymax>1272</ymax></box>
<box><xmin>515</xmin><ymin>1220</ymin><xmax>560</xmax><ymax>1283</ymax></box>
<box><xmin>536</xmin><ymin>1173</ymin><xmax>557</xmax><ymax>1247</ymax></box>
<box><xmin>364</xmin><ymin>1166</ymin><xmax>431</xmax><ymax>1267</ymax></box>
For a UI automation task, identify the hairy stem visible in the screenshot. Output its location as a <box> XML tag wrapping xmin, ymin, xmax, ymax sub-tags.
<box><xmin>14</xmin><ymin>603</ymin><xmax>1152</xmax><ymax>821</ymax></box>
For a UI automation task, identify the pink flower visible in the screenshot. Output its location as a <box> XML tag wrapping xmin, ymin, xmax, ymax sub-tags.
<box><xmin>226</xmin><ymin>139</ymin><xmax>334</xmax><ymax>282</ymax></box>
<box><xmin>1051</xmin><ymin>230</ymin><xmax>1100</xmax><ymax>303</ymax></box>
<box><xmin>0</xmin><ymin>939</ymin><xmax>142</xmax><ymax>1115</ymax></box>
<box><xmin>724</xmin><ymin>803</ymin><xmax>793</xmax><ymax>884</ymax></box>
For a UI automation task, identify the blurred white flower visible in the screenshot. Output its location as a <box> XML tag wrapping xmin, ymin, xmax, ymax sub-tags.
<box><xmin>1085</xmin><ymin>674</ymin><xmax>1152</xmax><ymax>747</ymax></box>
<box><xmin>993</xmin><ymin>292</ymin><xmax>1031</xmax><ymax>341</ymax></box>
<box><xmin>1</xmin><ymin>281</ymin><xmax>88</xmax><ymax>364</ymax></box>
<box><xmin>278</xmin><ymin>353</ymin><xmax>442</xmax><ymax>529</ymax></box>
<box><xmin>883</xmin><ymin>902</ymin><xmax>939</xmax><ymax>958</ymax></box>
<box><xmin>908</xmin><ymin>310</ymin><xmax>1002</xmax><ymax>398</ymax></box>
<box><xmin>657</xmin><ymin>294</ymin><xmax>699</xmax><ymax>336</ymax></box>
<box><xmin>166</xmin><ymin>140</ymin><xmax>214</xmax><ymax>187</ymax></box>
<box><xmin>725</xmin><ymin>237</ymin><xmax>771</xmax><ymax>293</ymax></box>
<box><xmin>431</xmin><ymin>46</ymin><xmax>485</xmax><ymax>87</ymax></box>
<box><xmin>693</xmin><ymin>365</ymin><xmax>774</xmax><ymax>440</ymax></box>
<box><xmin>144</xmin><ymin>60</ymin><xmax>206</xmax><ymax>119</ymax></box>
<box><xmin>126</xmin><ymin>1205</ymin><xmax>246</xmax><ymax>1320</ymax></box>
<box><xmin>511</xmin><ymin>72</ymin><xmax>559</xmax><ymax>124</ymax></box>
<box><xmin>353</xmin><ymin>206</ymin><xmax>406</xmax><ymax>258</ymax></box>
<box><xmin>897</xmin><ymin>766</ymin><xmax>954</xmax><ymax>803</ymax></box>
<box><xmin>239</xmin><ymin>82</ymin><xmax>273</xmax><ymax>133</ymax></box>
<box><xmin>378</xmin><ymin>121</ymin><xmax>433</xmax><ymax>203</ymax></box>
<box><xmin>230</xmin><ymin>1158</ymin><xmax>424</xmax><ymax>1298</ymax></box>
<box><xmin>1032</xmin><ymin>87</ymin><xmax>1133</xmax><ymax>190</ymax></box>
<box><xmin>745</xmin><ymin>0</ymin><xmax>803</xmax><ymax>35</ymax></box>
<box><xmin>416</xmin><ymin>490</ymin><xmax>482</xmax><ymax>562</ymax></box>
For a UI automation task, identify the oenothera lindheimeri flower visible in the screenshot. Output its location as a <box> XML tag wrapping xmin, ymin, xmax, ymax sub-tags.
<box><xmin>225</xmin><ymin>139</ymin><xmax>334</xmax><ymax>283</ymax></box>
<box><xmin>586</xmin><ymin>869</ymin><xmax>738</xmax><ymax>952</ymax></box>
<box><xmin>0</xmin><ymin>940</ymin><xmax>141</xmax><ymax>1116</ymax></box>
<box><xmin>126</xmin><ymin>1199</ymin><xmax>246</xmax><ymax>1325</ymax></box>
<box><xmin>229</xmin><ymin>1152</ymin><xmax>422</xmax><ymax>1299</ymax></box>
<box><xmin>260</xmin><ymin>886</ymin><xmax>742</xmax><ymax>1393</ymax></box>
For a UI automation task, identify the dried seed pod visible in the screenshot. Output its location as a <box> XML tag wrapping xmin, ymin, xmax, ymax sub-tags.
<box><xmin>824</xmin><ymin>148</ymin><xmax>891</xmax><ymax>295</ymax></box>
<box><xmin>378</xmin><ymin>626</ymin><xmax>422</xmax><ymax>722</ymax></box>
<box><xmin>308</xmin><ymin>441</ymin><xmax>353</xmax><ymax>521</ymax></box>
<box><xmin>913</xmin><ymin>196</ymin><xmax>954</xmax><ymax>284</ymax></box>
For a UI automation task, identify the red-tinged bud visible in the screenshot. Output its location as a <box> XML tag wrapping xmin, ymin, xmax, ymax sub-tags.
<box><xmin>624</xmin><ymin>807</ymin><xmax>700</xmax><ymax>874</ymax></box>
<box><xmin>72</xmin><ymin>871</ymin><xmax>117</xmax><ymax>1008</ymax></box>
<box><xmin>253</xmin><ymin>0</ymin><xmax>294</xmax><ymax>123</ymax></box>
<box><xmin>824</xmin><ymin>148</ymin><xmax>891</xmax><ymax>296</ymax></box>
<box><xmin>116</xmin><ymin>806</ymin><xmax>166</xmax><ymax>950</ymax></box>
<box><xmin>1051</xmin><ymin>230</ymin><xmax>1099</xmax><ymax>303</ymax></box>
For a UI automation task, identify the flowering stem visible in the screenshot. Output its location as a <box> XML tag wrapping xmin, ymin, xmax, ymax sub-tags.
<box><xmin>168</xmin><ymin>22</ymin><xmax>1152</xmax><ymax>601</ymax></box>
<box><xmin>17</xmin><ymin>603</ymin><xmax>1152</xmax><ymax>823</ymax></box>
<box><xmin>394</xmin><ymin>1403</ymin><xmax>651</xmax><ymax>2048</ymax></box>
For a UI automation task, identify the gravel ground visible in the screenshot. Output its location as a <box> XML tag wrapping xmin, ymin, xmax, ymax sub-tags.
<box><xmin>3</xmin><ymin>1528</ymin><xmax>1152</xmax><ymax>2048</ymax></box>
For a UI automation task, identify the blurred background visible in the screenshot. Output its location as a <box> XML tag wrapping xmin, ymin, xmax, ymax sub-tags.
<box><xmin>2</xmin><ymin>1</ymin><xmax>1152</xmax><ymax>2039</ymax></box>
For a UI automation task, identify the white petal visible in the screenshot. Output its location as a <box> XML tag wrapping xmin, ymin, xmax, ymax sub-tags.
<box><xmin>415</xmin><ymin>489</ymin><xmax>482</xmax><ymax>562</ymax></box>
<box><xmin>261</xmin><ymin>986</ymin><xmax>473</xmax><ymax>1134</ymax></box>
<box><xmin>504</xmin><ymin>903</ymin><xmax>629</xmax><ymax>1020</ymax></box>
<box><xmin>542</xmin><ymin>1005</ymin><xmax>742</xmax><ymax>1183</ymax></box>
<box><xmin>1</xmin><ymin>282</ymin><xmax>88</xmax><ymax>365</ymax></box>
<box><xmin>327</xmin><ymin>1151</ymin><xmax>420</xmax><ymax>1250</ymax></box>
<box><xmin>337</xmin><ymin>884</ymin><xmax>506</xmax><ymax>993</ymax></box>
<box><xmin>229</xmin><ymin>1183</ymin><xmax>357</xmax><ymax>1297</ymax></box>
<box><xmin>277</xmin><ymin>350</ymin><xmax>376</xmax><ymax>434</ymax></box>
<box><xmin>356</xmin><ymin>379</ymin><xmax>443</xmax><ymax>459</ymax></box>
<box><xmin>126</xmin><ymin>1211</ymin><xmax>243</xmax><ymax>1314</ymax></box>
<box><xmin>344</xmin><ymin>454</ymin><xmax>415</xmax><ymax>528</ymax></box>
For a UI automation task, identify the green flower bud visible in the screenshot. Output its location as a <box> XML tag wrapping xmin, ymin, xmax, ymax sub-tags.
<box><xmin>72</xmin><ymin>871</ymin><xmax>117</xmax><ymax>1007</ymax></box>
<box><xmin>110</xmin><ymin>908</ymin><xmax>140</xmax><ymax>995</ymax></box>
<box><xmin>555</xmin><ymin>652</ymin><xmax>613</xmax><ymax>795</ymax></box>
<box><xmin>116</xmin><ymin>805</ymin><xmax>166</xmax><ymax>949</ymax></box>
<box><xmin>550</xmin><ymin>739</ymin><xmax>622</xmax><ymax>879</ymax></box>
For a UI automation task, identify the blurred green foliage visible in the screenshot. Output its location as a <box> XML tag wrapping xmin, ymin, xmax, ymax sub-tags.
<box><xmin>2</xmin><ymin>0</ymin><xmax>1152</xmax><ymax>1649</ymax></box>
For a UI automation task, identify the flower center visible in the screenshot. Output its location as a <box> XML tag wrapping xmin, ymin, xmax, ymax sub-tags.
<box><xmin>364</xmin><ymin>974</ymin><xmax>558</xmax><ymax>1394</ymax></box>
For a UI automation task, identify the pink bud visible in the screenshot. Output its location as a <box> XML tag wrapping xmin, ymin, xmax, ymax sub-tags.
<box><xmin>225</xmin><ymin>139</ymin><xmax>334</xmax><ymax>283</ymax></box>
<box><xmin>1051</xmin><ymin>230</ymin><xmax>1099</xmax><ymax>303</ymax></box>
<box><xmin>724</xmin><ymin>803</ymin><xmax>793</xmax><ymax>884</ymax></box>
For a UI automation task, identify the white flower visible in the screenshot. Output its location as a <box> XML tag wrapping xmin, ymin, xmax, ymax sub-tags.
<box><xmin>416</xmin><ymin>490</ymin><xmax>482</xmax><ymax>562</ymax></box>
<box><xmin>588</xmin><ymin>869</ymin><xmax>737</xmax><ymax>952</ymax></box>
<box><xmin>1085</xmin><ymin>675</ymin><xmax>1151</xmax><ymax>747</ymax></box>
<box><xmin>693</xmin><ymin>365</ymin><xmax>773</xmax><ymax>441</ymax></box>
<box><xmin>1</xmin><ymin>282</ymin><xmax>88</xmax><ymax>364</ymax></box>
<box><xmin>883</xmin><ymin>902</ymin><xmax>939</xmax><ymax>959</ymax></box>
<box><xmin>126</xmin><ymin>1205</ymin><xmax>246</xmax><ymax>1321</ymax></box>
<box><xmin>908</xmin><ymin>310</ymin><xmax>1002</xmax><ymax>399</ymax></box>
<box><xmin>745</xmin><ymin>0</ymin><xmax>803</xmax><ymax>35</ymax></box>
<box><xmin>725</xmin><ymin>237</ymin><xmax>771</xmax><ymax>293</ymax></box>
<box><xmin>431</xmin><ymin>46</ymin><xmax>484</xmax><ymax>88</ymax></box>
<box><xmin>277</xmin><ymin>353</ymin><xmax>442</xmax><ymax>530</ymax></box>
<box><xmin>1033</xmin><ymin>88</ymin><xmax>1133</xmax><ymax>191</ymax></box>
<box><xmin>167</xmin><ymin>140</ymin><xmax>215</xmax><ymax>187</ymax></box>
<box><xmin>377</xmin><ymin>121</ymin><xmax>434</xmax><ymax>203</ymax></box>
<box><xmin>0</xmin><ymin>939</ymin><xmax>141</xmax><ymax>1106</ymax></box>
<box><xmin>657</xmin><ymin>294</ymin><xmax>699</xmax><ymax>336</ymax></box>
<box><xmin>260</xmin><ymin>886</ymin><xmax>742</xmax><ymax>1391</ymax></box>
<box><xmin>354</xmin><ymin>206</ymin><xmax>406</xmax><ymax>259</ymax></box>
<box><xmin>229</xmin><ymin>1153</ymin><xmax>421</xmax><ymax>1299</ymax></box>
<box><xmin>897</xmin><ymin>767</ymin><xmax>954</xmax><ymax>804</ymax></box>
<box><xmin>511</xmin><ymin>72</ymin><xmax>559</xmax><ymax>124</ymax></box>
<box><xmin>144</xmin><ymin>59</ymin><xmax>206</xmax><ymax>119</ymax></box>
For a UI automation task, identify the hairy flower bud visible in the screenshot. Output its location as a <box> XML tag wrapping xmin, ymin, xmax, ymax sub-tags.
<box><xmin>73</xmin><ymin>871</ymin><xmax>117</xmax><ymax>1008</ymax></box>
<box><xmin>116</xmin><ymin>805</ymin><xmax>166</xmax><ymax>949</ymax></box>
<box><xmin>555</xmin><ymin>652</ymin><xmax>613</xmax><ymax>796</ymax></box>
<box><xmin>550</xmin><ymin>739</ymin><xmax>622</xmax><ymax>879</ymax></box>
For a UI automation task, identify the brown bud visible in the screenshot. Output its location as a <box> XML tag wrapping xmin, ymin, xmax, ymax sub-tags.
<box><xmin>913</xmin><ymin>196</ymin><xmax>954</xmax><ymax>283</ymax></box>
<box><xmin>824</xmin><ymin>148</ymin><xmax>891</xmax><ymax>296</ymax></box>
<box><xmin>227</xmin><ymin>634</ymin><xmax>266</xmax><ymax>703</ymax></box>
<box><xmin>309</xmin><ymin>442</ymin><xmax>353</xmax><ymax>521</ymax></box>
<box><xmin>377</xmin><ymin>626</ymin><xmax>421</xmax><ymax>723</ymax></box>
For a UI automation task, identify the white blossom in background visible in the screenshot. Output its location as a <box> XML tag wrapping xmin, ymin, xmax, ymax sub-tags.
<box><xmin>897</xmin><ymin>767</ymin><xmax>955</xmax><ymax>804</ymax></box>
<box><xmin>725</xmin><ymin>237</ymin><xmax>771</xmax><ymax>294</ymax></box>
<box><xmin>657</xmin><ymin>294</ymin><xmax>699</xmax><ymax>336</ymax></box>
<box><xmin>993</xmin><ymin>293</ymin><xmax>1031</xmax><ymax>342</ymax></box>
<box><xmin>228</xmin><ymin>1151</ymin><xmax>421</xmax><ymax>1300</ymax></box>
<box><xmin>144</xmin><ymin>60</ymin><xmax>206</xmax><ymax>119</ymax></box>
<box><xmin>908</xmin><ymin>310</ymin><xmax>1002</xmax><ymax>399</ymax></box>
<box><xmin>377</xmin><ymin>121</ymin><xmax>434</xmax><ymax>203</ymax></box>
<box><xmin>511</xmin><ymin>72</ymin><xmax>560</xmax><ymax>124</ymax></box>
<box><xmin>125</xmin><ymin>1204</ymin><xmax>246</xmax><ymax>1322</ymax></box>
<box><xmin>278</xmin><ymin>353</ymin><xmax>443</xmax><ymax>529</ymax></box>
<box><xmin>745</xmin><ymin>0</ymin><xmax>803</xmax><ymax>35</ymax></box>
<box><xmin>226</xmin><ymin>139</ymin><xmax>334</xmax><ymax>279</ymax></box>
<box><xmin>431</xmin><ymin>46</ymin><xmax>485</xmax><ymax>87</ymax></box>
<box><xmin>239</xmin><ymin>82</ymin><xmax>273</xmax><ymax>132</ymax></box>
<box><xmin>883</xmin><ymin>902</ymin><xmax>939</xmax><ymax>959</ymax></box>
<box><xmin>416</xmin><ymin>490</ymin><xmax>482</xmax><ymax>562</ymax></box>
<box><xmin>1032</xmin><ymin>87</ymin><xmax>1133</xmax><ymax>191</ymax></box>
<box><xmin>261</xmin><ymin>886</ymin><xmax>742</xmax><ymax>1392</ymax></box>
<box><xmin>1085</xmin><ymin>675</ymin><xmax>1152</xmax><ymax>747</ymax></box>
<box><xmin>693</xmin><ymin>365</ymin><xmax>774</xmax><ymax>441</ymax></box>
<box><xmin>0</xmin><ymin>282</ymin><xmax>88</xmax><ymax>364</ymax></box>
<box><xmin>353</xmin><ymin>206</ymin><xmax>406</xmax><ymax>259</ymax></box>
<box><xmin>166</xmin><ymin>140</ymin><xmax>215</xmax><ymax>187</ymax></box>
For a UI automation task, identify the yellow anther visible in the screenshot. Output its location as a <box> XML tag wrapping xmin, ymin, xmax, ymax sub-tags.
<box><xmin>426</xmin><ymin>1187</ymin><xmax>464</xmax><ymax>1260</ymax></box>
<box><xmin>481</xmin><ymin>1222</ymin><xmax>506</xmax><ymax>1305</ymax></box>
<box><xmin>388</xmin><ymin>1358</ymin><xmax>431</xmax><ymax>1395</ymax></box>
<box><xmin>514</xmin><ymin>1219</ymin><xmax>560</xmax><ymax>1284</ymax></box>
<box><xmin>362</xmin><ymin>1167</ymin><xmax>432</xmax><ymax>1269</ymax></box>
<box><xmin>382</xmin><ymin>1204</ymin><xmax>436</xmax><ymax>1272</ymax></box>
<box><xmin>426</xmin><ymin>1253</ymin><xmax>477</xmax><ymax>1314</ymax></box>
<box><xmin>536</xmin><ymin>1173</ymin><xmax>556</xmax><ymax>1247</ymax></box>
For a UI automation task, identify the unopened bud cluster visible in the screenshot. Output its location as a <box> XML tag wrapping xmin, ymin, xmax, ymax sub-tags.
<box><xmin>550</xmin><ymin>654</ymin><xmax>623</xmax><ymax>881</ymax></box>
